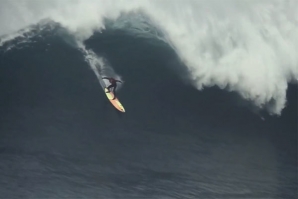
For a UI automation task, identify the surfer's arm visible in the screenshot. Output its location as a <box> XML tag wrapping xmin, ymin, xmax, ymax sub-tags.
<box><xmin>116</xmin><ymin>80</ymin><xmax>122</xmax><ymax>83</ymax></box>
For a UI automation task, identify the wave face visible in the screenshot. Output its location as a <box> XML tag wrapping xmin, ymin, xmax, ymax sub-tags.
<box><xmin>0</xmin><ymin>1</ymin><xmax>297</xmax><ymax>198</ymax></box>
<box><xmin>1</xmin><ymin>0</ymin><xmax>298</xmax><ymax>114</ymax></box>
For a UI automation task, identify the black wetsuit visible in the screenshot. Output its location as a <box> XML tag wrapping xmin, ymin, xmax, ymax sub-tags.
<box><xmin>107</xmin><ymin>78</ymin><xmax>117</xmax><ymax>93</ymax></box>
<box><xmin>103</xmin><ymin>77</ymin><xmax>122</xmax><ymax>99</ymax></box>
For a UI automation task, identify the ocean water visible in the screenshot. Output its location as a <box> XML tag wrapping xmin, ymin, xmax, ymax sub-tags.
<box><xmin>0</xmin><ymin>0</ymin><xmax>297</xmax><ymax>198</ymax></box>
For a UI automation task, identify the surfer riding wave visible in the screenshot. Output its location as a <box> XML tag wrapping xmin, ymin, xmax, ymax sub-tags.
<box><xmin>102</xmin><ymin>77</ymin><xmax>122</xmax><ymax>100</ymax></box>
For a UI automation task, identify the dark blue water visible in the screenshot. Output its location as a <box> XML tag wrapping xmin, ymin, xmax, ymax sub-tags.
<box><xmin>0</xmin><ymin>28</ymin><xmax>297</xmax><ymax>198</ymax></box>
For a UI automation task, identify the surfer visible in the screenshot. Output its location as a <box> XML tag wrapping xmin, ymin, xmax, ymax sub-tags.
<box><xmin>102</xmin><ymin>77</ymin><xmax>122</xmax><ymax>100</ymax></box>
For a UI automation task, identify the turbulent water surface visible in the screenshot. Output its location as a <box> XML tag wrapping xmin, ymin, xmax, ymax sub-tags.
<box><xmin>0</xmin><ymin>0</ymin><xmax>297</xmax><ymax>198</ymax></box>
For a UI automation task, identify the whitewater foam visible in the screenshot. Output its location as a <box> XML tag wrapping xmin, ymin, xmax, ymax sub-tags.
<box><xmin>78</xmin><ymin>42</ymin><xmax>123</xmax><ymax>90</ymax></box>
<box><xmin>0</xmin><ymin>0</ymin><xmax>297</xmax><ymax>115</ymax></box>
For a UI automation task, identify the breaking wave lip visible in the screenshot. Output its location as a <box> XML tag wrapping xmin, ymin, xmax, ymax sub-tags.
<box><xmin>0</xmin><ymin>20</ymin><xmax>58</xmax><ymax>52</ymax></box>
<box><xmin>1</xmin><ymin>0</ymin><xmax>297</xmax><ymax>116</ymax></box>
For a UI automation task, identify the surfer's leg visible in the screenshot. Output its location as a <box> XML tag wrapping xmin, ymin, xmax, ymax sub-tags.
<box><xmin>112</xmin><ymin>85</ymin><xmax>117</xmax><ymax>99</ymax></box>
<box><xmin>106</xmin><ymin>84</ymin><xmax>113</xmax><ymax>92</ymax></box>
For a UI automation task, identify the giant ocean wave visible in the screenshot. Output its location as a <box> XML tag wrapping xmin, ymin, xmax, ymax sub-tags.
<box><xmin>0</xmin><ymin>1</ymin><xmax>297</xmax><ymax>198</ymax></box>
<box><xmin>1</xmin><ymin>0</ymin><xmax>297</xmax><ymax>115</ymax></box>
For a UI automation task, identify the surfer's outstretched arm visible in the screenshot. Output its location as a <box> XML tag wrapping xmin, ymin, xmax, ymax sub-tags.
<box><xmin>116</xmin><ymin>80</ymin><xmax>122</xmax><ymax>83</ymax></box>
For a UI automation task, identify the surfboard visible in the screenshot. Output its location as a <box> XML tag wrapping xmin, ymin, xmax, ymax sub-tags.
<box><xmin>104</xmin><ymin>88</ymin><xmax>125</xmax><ymax>112</ymax></box>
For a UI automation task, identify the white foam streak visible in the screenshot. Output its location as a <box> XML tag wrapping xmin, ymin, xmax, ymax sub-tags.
<box><xmin>77</xmin><ymin>42</ymin><xmax>123</xmax><ymax>90</ymax></box>
<box><xmin>0</xmin><ymin>0</ymin><xmax>297</xmax><ymax>115</ymax></box>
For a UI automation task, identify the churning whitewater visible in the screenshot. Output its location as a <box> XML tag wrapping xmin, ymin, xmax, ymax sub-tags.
<box><xmin>0</xmin><ymin>0</ymin><xmax>297</xmax><ymax>115</ymax></box>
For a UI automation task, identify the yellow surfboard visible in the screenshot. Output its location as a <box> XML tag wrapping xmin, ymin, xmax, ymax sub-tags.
<box><xmin>104</xmin><ymin>88</ymin><xmax>125</xmax><ymax>112</ymax></box>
